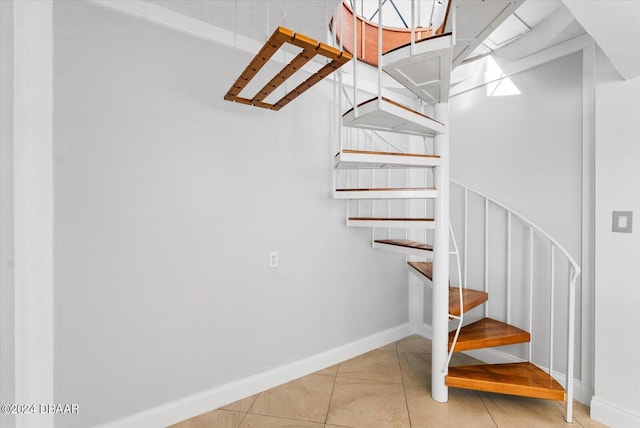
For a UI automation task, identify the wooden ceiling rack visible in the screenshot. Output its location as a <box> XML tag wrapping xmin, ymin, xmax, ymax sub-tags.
<box><xmin>224</xmin><ymin>26</ymin><xmax>352</xmax><ymax>111</ymax></box>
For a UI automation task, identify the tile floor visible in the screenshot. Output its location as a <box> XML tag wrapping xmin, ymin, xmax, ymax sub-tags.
<box><xmin>170</xmin><ymin>335</ymin><xmax>607</xmax><ymax>428</ymax></box>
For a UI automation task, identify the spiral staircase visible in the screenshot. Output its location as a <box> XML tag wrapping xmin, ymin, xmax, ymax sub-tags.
<box><xmin>330</xmin><ymin>0</ymin><xmax>579</xmax><ymax>423</ymax></box>
<box><xmin>224</xmin><ymin>0</ymin><xmax>581</xmax><ymax>422</ymax></box>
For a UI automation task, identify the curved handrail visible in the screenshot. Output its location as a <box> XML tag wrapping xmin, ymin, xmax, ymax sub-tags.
<box><xmin>450</xmin><ymin>179</ymin><xmax>581</xmax><ymax>283</ymax></box>
<box><xmin>451</xmin><ymin>179</ymin><xmax>580</xmax><ymax>422</ymax></box>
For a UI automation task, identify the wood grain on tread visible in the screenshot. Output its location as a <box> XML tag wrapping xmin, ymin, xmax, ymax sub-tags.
<box><xmin>446</xmin><ymin>362</ymin><xmax>565</xmax><ymax>401</ymax></box>
<box><xmin>449</xmin><ymin>318</ymin><xmax>530</xmax><ymax>352</ymax></box>
<box><xmin>407</xmin><ymin>261</ymin><xmax>488</xmax><ymax>316</ymax></box>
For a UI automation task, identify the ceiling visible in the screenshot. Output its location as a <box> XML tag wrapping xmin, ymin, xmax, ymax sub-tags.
<box><xmin>145</xmin><ymin>0</ymin><xmax>640</xmax><ymax>80</ymax></box>
<box><xmin>562</xmin><ymin>0</ymin><xmax>640</xmax><ymax>80</ymax></box>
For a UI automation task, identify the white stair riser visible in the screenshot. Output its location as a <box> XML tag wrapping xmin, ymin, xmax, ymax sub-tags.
<box><xmin>335</xmin><ymin>152</ymin><xmax>441</xmax><ymax>169</ymax></box>
<box><xmin>372</xmin><ymin>241</ymin><xmax>433</xmax><ymax>258</ymax></box>
<box><xmin>343</xmin><ymin>97</ymin><xmax>445</xmax><ymax>136</ymax></box>
<box><xmin>347</xmin><ymin>219</ymin><xmax>435</xmax><ymax>229</ymax></box>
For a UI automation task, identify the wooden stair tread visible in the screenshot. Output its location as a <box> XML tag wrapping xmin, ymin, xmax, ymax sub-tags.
<box><xmin>336</xmin><ymin>187</ymin><xmax>435</xmax><ymax>192</ymax></box>
<box><xmin>340</xmin><ymin>149</ymin><xmax>439</xmax><ymax>159</ymax></box>
<box><xmin>334</xmin><ymin>149</ymin><xmax>441</xmax><ymax>169</ymax></box>
<box><xmin>449</xmin><ymin>318</ymin><xmax>530</xmax><ymax>352</ymax></box>
<box><xmin>374</xmin><ymin>239</ymin><xmax>433</xmax><ymax>251</ymax></box>
<box><xmin>350</xmin><ymin>217</ymin><xmax>434</xmax><ymax>221</ymax></box>
<box><xmin>342</xmin><ymin>96</ymin><xmax>445</xmax><ymax>136</ymax></box>
<box><xmin>446</xmin><ymin>362</ymin><xmax>565</xmax><ymax>401</ymax></box>
<box><xmin>407</xmin><ymin>261</ymin><xmax>488</xmax><ymax>316</ymax></box>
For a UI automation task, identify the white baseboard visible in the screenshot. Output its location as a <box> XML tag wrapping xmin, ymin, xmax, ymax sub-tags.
<box><xmin>413</xmin><ymin>322</ymin><xmax>432</xmax><ymax>339</ymax></box>
<box><xmin>591</xmin><ymin>396</ymin><xmax>640</xmax><ymax>428</ymax></box>
<box><xmin>97</xmin><ymin>323</ymin><xmax>412</xmax><ymax>428</ymax></box>
<box><xmin>417</xmin><ymin>323</ymin><xmax>585</xmax><ymax>404</ymax></box>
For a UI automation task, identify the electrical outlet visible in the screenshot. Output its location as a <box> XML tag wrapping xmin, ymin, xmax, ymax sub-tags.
<box><xmin>269</xmin><ymin>251</ymin><xmax>279</xmax><ymax>268</ymax></box>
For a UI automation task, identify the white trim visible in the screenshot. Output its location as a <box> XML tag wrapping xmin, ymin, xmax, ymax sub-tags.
<box><xmin>590</xmin><ymin>396</ymin><xmax>640</xmax><ymax>428</ymax></box>
<box><xmin>13</xmin><ymin>1</ymin><xmax>54</xmax><ymax>427</ymax></box>
<box><xmin>414</xmin><ymin>322</ymin><xmax>433</xmax><ymax>339</ymax></box>
<box><xmin>0</xmin><ymin>1</ymin><xmax>16</xmax><ymax>427</ymax></box>
<box><xmin>450</xmin><ymin>34</ymin><xmax>594</xmax><ymax>98</ymax></box>
<box><xmin>580</xmin><ymin>42</ymin><xmax>596</xmax><ymax>405</ymax></box>
<box><xmin>96</xmin><ymin>323</ymin><xmax>412</xmax><ymax>428</ymax></box>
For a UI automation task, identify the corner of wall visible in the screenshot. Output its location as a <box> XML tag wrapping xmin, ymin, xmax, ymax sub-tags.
<box><xmin>591</xmin><ymin>396</ymin><xmax>640</xmax><ymax>427</ymax></box>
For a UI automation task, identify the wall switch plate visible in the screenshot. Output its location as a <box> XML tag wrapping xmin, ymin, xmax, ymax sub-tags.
<box><xmin>612</xmin><ymin>211</ymin><xmax>633</xmax><ymax>233</ymax></box>
<box><xmin>269</xmin><ymin>251</ymin><xmax>279</xmax><ymax>268</ymax></box>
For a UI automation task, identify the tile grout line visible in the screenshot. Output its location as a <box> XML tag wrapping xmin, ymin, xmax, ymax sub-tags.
<box><xmin>396</xmin><ymin>344</ymin><xmax>414</xmax><ymax>428</ymax></box>
<box><xmin>236</xmin><ymin>392</ymin><xmax>260</xmax><ymax>427</ymax></box>
<box><xmin>477</xmin><ymin>391</ymin><xmax>500</xmax><ymax>428</ymax></box>
<box><xmin>324</xmin><ymin>365</ymin><xmax>340</xmax><ymax>426</ymax></box>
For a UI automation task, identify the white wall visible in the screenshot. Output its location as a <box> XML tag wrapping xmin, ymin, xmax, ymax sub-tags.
<box><xmin>52</xmin><ymin>2</ymin><xmax>408</xmax><ymax>427</ymax></box>
<box><xmin>0</xmin><ymin>2</ymin><xmax>16</xmax><ymax>427</ymax></box>
<box><xmin>429</xmin><ymin>53</ymin><xmax>584</xmax><ymax>382</ymax></box>
<box><xmin>590</xmin><ymin>48</ymin><xmax>640</xmax><ymax>427</ymax></box>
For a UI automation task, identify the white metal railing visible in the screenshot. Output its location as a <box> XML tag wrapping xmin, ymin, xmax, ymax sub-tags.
<box><xmin>451</xmin><ymin>179</ymin><xmax>581</xmax><ymax>423</ymax></box>
<box><xmin>446</xmin><ymin>222</ymin><xmax>464</xmax><ymax>369</ymax></box>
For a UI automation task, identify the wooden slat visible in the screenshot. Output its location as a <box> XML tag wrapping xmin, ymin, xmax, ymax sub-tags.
<box><xmin>252</xmin><ymin>48</ymin><xmax>315</xmax><ymax>102</ymax></box>
<box><xmin>449</xmin><ymin>318</ymin><xmax>530</xmax><ymax>352</ymax></box>
<box><xmin>446</xmin><ymin>362</ymin><xmax>565</xmax><ymax>401</ymax></box>
<box><xmin>272</xmin><ymin>56</ymin><xmax>350</xmax><ymax>110</ymax></box>
<box><xmin>224</xmin><ymin>27</ymin><xmax>288</xmax><ymax>99</ymax></box>
<box><xmin>374</xmin><ymin>239</ymin><xmax>433</xmax><ymax>251</ymax></box>
<box><xmin>407</xmin><ymin>261</ymin><xmax>488</xmax><ymax>316</ymax></box>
